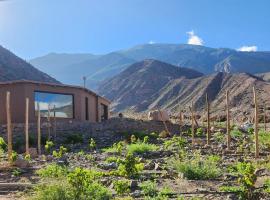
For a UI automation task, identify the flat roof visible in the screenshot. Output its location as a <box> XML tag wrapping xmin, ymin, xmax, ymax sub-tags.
<box><xmin>0</xmin><ymin>80</ymin><xmax>111</xmax><ymax>103</ymax></box>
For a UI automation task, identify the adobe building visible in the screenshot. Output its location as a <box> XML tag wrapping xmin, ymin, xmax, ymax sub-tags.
<box><xmin>0</xmin><ymin>80</ymin><xmax>110</xmax><ymax>124</ymax></box>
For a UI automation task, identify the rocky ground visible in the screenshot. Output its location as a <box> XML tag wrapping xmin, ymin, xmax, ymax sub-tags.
<box><xmin>1</xmin><ymin>120</ymin><xmax>270</xmax><ymax>199</ymax></box>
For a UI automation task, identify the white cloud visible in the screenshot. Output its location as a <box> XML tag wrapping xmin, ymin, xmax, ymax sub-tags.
<box><xmin>148</xmin><ymin>40</ymin><xmax>155</xmax><ymax>45</ymax></box>
<box><xmin>237</xmin><ymin>45</ymin><xmax>258</xmax><ymax>52</ymax></box>
<box><xmin>186</xmin><ymin>30</ymin><xmax>204</xmax><ymax>45</ymax></box>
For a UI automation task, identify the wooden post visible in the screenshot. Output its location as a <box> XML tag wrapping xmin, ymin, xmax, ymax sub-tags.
<box><xmin>206</xmin><ymin>93</ymin><xmax>210</xmax><ymax>145</ymax></box>
<box><xmin>25</xmin><ymin>98</ymin><xmax>29</xmax><ymax>155</ymax></box>
<box><xmin>47</xmin><ymin>105</ymin><xmax>51</xmax><ymax>140</ymax></box>
<box><xmin>53</xmin><ymin>105</ymin><xmax>56</xmax><ymax>140</ymax></box>
<box><xmin>264</xmin><ymin>103</ymin><xmax>266</xmax><ymax>132</ymax></box>
<box><xmin>191</xmin><ymin>102</ymin><xmax>195</xmax><ymax>146</ymax></box>
<box><xmin>226</xmin><ymin>90</ymin><xmax>231</xmax><ymax>150</ymax></box>
<box><xmin>179</xmin><ymin>109</ymin><xmax>183</xmax><ymax>136</ymax></box>
<box><xmin>6</xmin><ymin>92</ymin><xmax>12</xmax><ymax>162</ymax></box>
<box><xmin>253</xmin><ymin>87</ymin><xmax>259</xmax><ymax>158</ymax></box>
<box><xmin>37</xmin><ymin>103</ymin><xmax>41</xmax><ymax>155</ymax></box>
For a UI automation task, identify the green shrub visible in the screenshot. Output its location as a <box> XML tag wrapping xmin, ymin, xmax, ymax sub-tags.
<box><xmin>127</xmin><ymin>142</ymin><xmax>158</xmax><ymax>154</ymax></box>
<box><xmin>12</xmin><ymin>168</ymin><xmax>22</xmax><ymax>177</ymax></box>
<box><xmin>264</xmin><ymin>179</ymin><xmax>270</xmax><ymax>193</ymax></box>
<box><xmin>113</xmin><ymin>179</ymin><xmax>131</xmax><ymax>195</ymax></box>
<box><xmin>64</xmin><ymin>134</ymin><xmax>83</xmax><ymax>144</ymax></box>
<box><xmin>53</xmin><ymin>146</ymin><xmax>67</xmax><ymax>158</ymax></box>
<box><xmin>67</xmin><ymin>168</ymin><xmax>110</xmax><ymax>199</ymax></box>
<box><xmin>231</xmin><ymin>128</ymin><xmax>243</xmax><ymax>139</ymax></box>
<box><xmin>164</xmin><ymin>136</ymin><xmax>187</xmax><ymax>150</ymax></box>
<box><xmin>0</xmin><ymin>137</ymin><xmax>7</xmax><ymax>151</ymax></box>
<box><xmin>24</xmin><ymin>153</ymin><xmax>31</xmax><ymax>161</ymax></box>
<box><xmin>220</xmin><ymin>162</ymin><xmax>257</xmax><ymax>200</ymax></box>
<box><xmin>213</xmin><ymin>131</ymin><xmax>225</xmax><ymax>143</ymax></box>
<box><xmin>103</xmin><ymin>141</ymin><xmax>125</xmax><ymax>154</ymax></box>
<box><xmin>105</xmin><ymin>156</ymin><xmax>119</xmax><ymax>163</ymax></box>
<box><xmin>45</xmin><ymin>140</ymin><xmax>54</xmax><ymax>154</ymax></box>
<box><xmin>140</xmin><ymin>180</ymin><xmax>158</xmax><ymax>197</ymax></box>
<box><xmin>172</xmin><ymin>152</ymin><xmax>221</xmax><ymax>180</ymax></box>
<box><xmin>89</xmin><ymin>138</ymin><xmax>96</xmax><ymax>150</ymax></box>
<box><xmin>117</xmin><ymin>153</ymin><xmax>144</xmax><ymax>178</ymax></box>
<box><xmin>30</xmin><ymin>181</ymin><xmax>72</xmax><ymax>200</ymax></box>
<box><xmin>37</xmin><ymin>163</ymin><xmax>68</xmax><ymax>178</ymax></box>
<box><xmin>196</xmin><ymin>128</ymin><xmax>204</xmax><ymax>137</ymax></box>
<box><xmin>10</xmin><ymin>151</ymin><xmax>18</xmax><ymax>163</ymax></box>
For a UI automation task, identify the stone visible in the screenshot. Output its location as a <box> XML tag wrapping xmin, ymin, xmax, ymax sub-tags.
<box><xmin>28</xmin><ymin>148</ymin><xmax>38</xmax><ymax>158</ymax></box>
<box><xmin>14</xmin><ymin>156</ymin><xmax>30</xmax><ymax>168</ymax></box>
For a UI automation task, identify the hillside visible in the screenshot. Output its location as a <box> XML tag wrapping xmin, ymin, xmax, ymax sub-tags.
<box><xmin>0</xmin><ymin>46</ymin><xmax>59</xmax><ymax>83</ymax></box>
<box><xmin>98</xmin><ymin>60</ymin><xmax>270</xmax><ymax>121</ymax></box>
<box><xmin>30</xmin><ymin>44</ymin><xmax>270</xmax><ymax>89</ymax></box>
<box><xmin>98</xmin><ymin>59</ymin><xmax>203</xmax><ymax>111</ymax></box>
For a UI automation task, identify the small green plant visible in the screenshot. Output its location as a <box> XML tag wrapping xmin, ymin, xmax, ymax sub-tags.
<box><xmin>52</xmin><ymin>146</ymin><xmax>67</xmax><ymax>158</ymax></box>
<box><xmin>0</xmin><ymin>137</ymin><xmax>7</xmax><ymax>151</ymax></box>
<box><xmin>45</xmin><ymin>140</ymin><xmax>54</xmax><ymax>154</ymax></box>
<box><xmin>263</xmin><ymin>179</ymin><xmax>270</xmax><ymax>193</ymax></box>
<box><xmin>231</xmin><ymin>128</ymin><xmax>243</xmax><ymax>139</ymax></box>
<box><xmin>127</xmin><ymin>141</ymin><xmax>158</xmax><ymax>154</ymax></box>
<box><xmin>105</xmin><ymin>156</ymin><xmax>119</xmax><ymax>163</ymax></box>
<box><xmin>89</xmin><ymin>138</ymin><xmax>96</xmax><ymax>150</ymax></box>
<box><xmin>196</xmin><ymin>128</ymin><xmax>204</xmax><ymax>137</ymax></box>
<box><xmin>117</xmin><ymin>153</ymin><xmax>144</xmax><ymax>178</ymax></box>
<box><xmin>130</xmin><ymin>135</ymin><xmax>137</xmax><ymax>143</ymax></box>
<box><xmin>10</xmin><ymin>151</ymin><xmax>18</xmax><ymax>163</ymax></box>
<box><xmin>104</xmin><ymin>141</ymin><xmax>125</xmax><ymax>155</ymax></box>
<box><xmin>143</xmin><ymin>136</ymin><xmax>149</xmax><ymax>143</ymax></box>
<box><xmin>24</xmin><ymin>153</ymin><xmax>31</xmax><ymax>161</ymax></box>
<box><xmin>220</xmin><ymin>162</ymin><xmax>257</xmax><ymax>200</ymax></box>
<box><xmin>164</xmin><ymin>136</ymin><xmax>187</xmax><ymax>150</ymax></box>
<box><xmin>113</xmin><ymin>179</ymin><xmax>131</xmax><ymax>195</ymax></box>
<box><xmin>140</xmin><ymin>180</ymin><xmax>158</xmax><ymax>197</ymax></box>
<box><xmin>12</xmin><ymin>168</ymin><xmax>22</xmax><ymax>177</ymax></box>
<box><xmin>37</xmin><ymin>163</ymin><xmax>68</xmax><ymax>178</ymax></box>
<box><xmin>213</xmin><ymin>131</ymin><xmax>225</xmax><ymax>143</ymax></box>
<box><xmin>172</xmin><ymin>152</ymin><xmax>221</xmax><ymax>180</ymax></box>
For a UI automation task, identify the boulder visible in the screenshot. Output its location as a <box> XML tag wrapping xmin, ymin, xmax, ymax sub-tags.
<box><xmin>148</xmin><ymin>110</ymin><xmax>170</xmax><ymax>122</ymax></box>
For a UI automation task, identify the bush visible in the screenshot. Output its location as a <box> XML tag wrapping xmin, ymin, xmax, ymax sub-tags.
<box><xmin>196</xmin><ymin>128</ymin><xmax>204</xmax><ymax>137</ymax></box>
<box><xmin>67</xmin><ymin>168</ymin><xmax>110</xmax><ymax>199</ymax></box>
<box><xmin>172</xmin><ymin>152</ymin><xmax>221</xmax><ymax>180</ymax></box>
<box><xmin>53</xmin><ymin>146</ymin><xmax>67</xmax><ymax>158</ymax></box>
<box><xmin>220</xmin><ymin>162</ymin><xmax>257</xmax><ymax>200</ymax></box>
<box><xmin>140</xmin><ymin>180</ymin><xmax>158</xmax><ymax>197</ymax></box>
<box><xmin>37</xmin><ymin>163</ymin><xmax>68</xmax><ymax>178</ymax></box>
<box><xmin>127</xmin><ymin>142</ymin><xmax>158</xmax><ymax>154</ymax></box>
<box><xmin>113</xmin><ymin>179</ymin><xmax>131</xmax><ymax>195</ymax></box>
<box><xmin>89</xmin><ymin>138</ymin><xmax>96</xmax><ymax>150</ymax></box>
<box><xmin>64</xmin><ymin>134</ymin><xmax>83</xmax><ymax>144</ymax></box>
<box><xmin>164</xmin><ymin>136</ymin><xmax>187</xmax><ymax>150</ymax></box>
<box><xmin>103</xmin><ymin>141</ymin><xmax>125</xmax><ymax>155</ymax></box>
<box><xmin>0</xmin><ymin>137</ymin><xmax>7</xmax><ymax>151</ymax></box>
<box><xmin>117</xmin><ymin>153</ymin><xmax>144</xmax><ymax>178</ymax></box>
<box><xmin>30</xmin><ymin>181</ymin><xmax>72</xmax><ymax>200</ymax></box>
<box><xmin>45</xmin><ymin>140</ymin><xmax>54</xmax><ymax>154</ymax></box>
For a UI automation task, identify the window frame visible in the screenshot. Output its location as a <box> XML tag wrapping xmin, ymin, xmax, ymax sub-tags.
<box><xmin>34</xmin><ymin>90</ymin><xmax>75</xmax><ymax>119</ymax></box>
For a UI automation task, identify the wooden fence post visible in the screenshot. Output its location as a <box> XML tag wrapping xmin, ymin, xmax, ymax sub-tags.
<box><xmin>264</xmin><ymin>103</ymin><xmax>266</xmax><ymax>132</ymax></box>
<box><xmin>53</xmin><ymin>105</ymin><xmax>56</xmax><ymax>140</ymax></box>
<box><xmin>206</xmin><ymin>93</ymin><xmax>210</xmax><ymax>145</ymax></box>
<box><xmin>47</xmin><ymin>105</ymin><xmax>51</xmax><ymax>140</ymax></box>
<box><xmin>226</xmin><ymin>90</ymin><xmax>231</xmax><ymax>150</ymax></box>
<box><xmin>37</xmin><ymin>103</ymin><xmax>41</xmax><ymax>155</ymax></box>
<box><xmin>191</xmin><ymin>102</ymin><xmax>195</xmax><ymax>146</ymax></box>
<box><xmin>6</xmin><ymin>91</ymin><xmax>12</xmax><ymax>163</ymax></box>
<box><xmin>253</xmin><ymin>87</ymin><xmax>259</xmax><ymax>158</ymax></box>
<box><xmin>25</xmin><ymin>98</ymin><xmax>29</xmax><ymax>155</ymax></box>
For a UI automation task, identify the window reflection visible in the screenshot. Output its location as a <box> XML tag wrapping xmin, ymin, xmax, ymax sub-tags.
<box><xmin>34</xmin><ymin>92</ymin><xmax>74</xmax><ymax>118</ymax></box>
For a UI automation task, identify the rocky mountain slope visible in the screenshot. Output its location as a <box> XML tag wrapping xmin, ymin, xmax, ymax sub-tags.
<box><xmin>0</xmin><ymin>46</ymin><xmax>59</xmax><ymax>83</ymax></box>
<box><xmin>98</xmin><ymin>59</ymin><xmax>270</xmax><ymax>121</ymax></box>
<box><xmin>30</xmin><ymin>44</ymin><xmax>270</xmax><ymax>89</ymax></box>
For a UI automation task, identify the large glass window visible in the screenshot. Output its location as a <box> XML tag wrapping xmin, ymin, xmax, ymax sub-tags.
<box><xmin>34</xmin><ymin>91</ymin><xmax>74</xmax><ymax>118</ymax></box>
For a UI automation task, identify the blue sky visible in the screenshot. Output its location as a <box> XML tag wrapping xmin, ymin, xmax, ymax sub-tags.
<box><xmin>0</xmin><ymin>0</ymin><xmax>269</xmax><ymax>59</ymax></box>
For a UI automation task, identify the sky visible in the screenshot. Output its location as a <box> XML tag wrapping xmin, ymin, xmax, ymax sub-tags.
<box><xmin>0</xmin><ymin>0</ymin><xmax>270</xmax><ymax>59</ymax></box>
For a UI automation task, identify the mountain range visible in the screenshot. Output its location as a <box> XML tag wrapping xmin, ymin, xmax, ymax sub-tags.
<box><xmin>29</xmin><ymin>44</ymin><xmax>270</xmax><ymax>90</ymax></box>
<box><xmin>98</xmin><ymin>59</ymin><xmax>270</xmax><ymax>121</ymax></box>
<box><xmin>0</xmin><ymin>45</ymin><xmax>58</xmax><ymax>83</ymax></box>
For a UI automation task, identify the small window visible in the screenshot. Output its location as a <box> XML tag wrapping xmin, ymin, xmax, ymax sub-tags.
<box><xmin>85</xmin><ymin>97</ymin><xmax>89</xmax><ymax>120</ymax></box>
<box><xmin>34</xmin><ymin>91</ymin><xmax>74</xmax><ymax>118</ymax></box>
